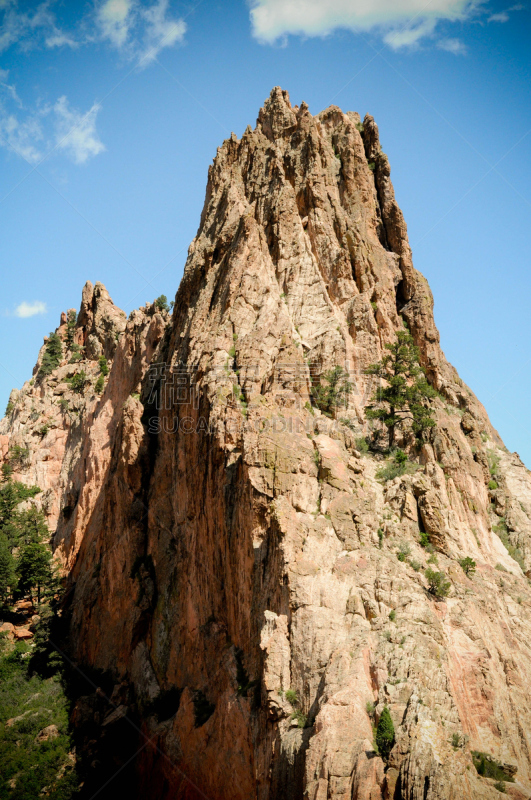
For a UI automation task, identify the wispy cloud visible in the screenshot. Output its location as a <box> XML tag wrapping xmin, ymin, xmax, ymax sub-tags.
<box><xmin>0</xmin><ymin>88</ymin><xmax>105</xmax><ymax>166</ymax></box>
<box><xmin>488</xmin><ymin>4</ymin><xmax>524</xmax><ymax>22</ymax></box>
<box><xmin>96</xmin><ymin>0</ymin><xmax>186</xmax><ymax>65</ymax></box>
<box><xmin>14</xmin><ymin>301</ymin><xmax>47</xmax><ymax>319</ymax></box>
<box><xmin>53</xmin><ymin>97</ymin><xmax>105</xmax><ymax>164</ymax></box>
<box><xmin>437</xmin><ymin>37</ymin><xmax>467</xmax><ymax>54</ymax></box>
<box><xmin>97</xmin><ymin>0</ymin><xmax>135</xmax><ymax>48</ymax></box>
<box><xmin>0</xmin><ymin>0</ymin><xmax>186</xmax><ymax>64</ymax></box>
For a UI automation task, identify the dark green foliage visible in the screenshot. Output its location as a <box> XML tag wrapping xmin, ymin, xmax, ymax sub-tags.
<box><xmin>5</xmin><ymin>400</ymin><xmax>14</xmax><ymax>415</ymax></box>
<box><xmin>389</xmin><ymin>610</ymin><xmax>396</xmax><ymax>621</ymax></box>
<box><xmin>65</xmin><ymin>310</ymin><xmax>77</xmax><ymax>347</ymax></box>
<box><xmin>425</xmin><ymin>568</ymin><xmax>451</xmax><ymax>599</ymax></box>
<box><xmin>39</xmin><ymin>333</ymin><xmax>63</xmax><ymax>377</ymax></box>
<box><xmin>95</xmin><ymin>375</ymin><xmax>104</xmax><ymax>394</ymax></box>
<box><xmin>290</xmin><ymin>709</ymin><xmax>308</xmax><ymax>728</ymax></box>
<box><xmin>68</xmin><ymin>343</ymin><xmax>83</xmax><ymax>363</ymax></box>
<box><xmin>488</xmin><ymin>480</ymin><xmax>498</xmax><ymax>490</ymax></box>
<box><xmin>0</xmin><ymin>481</ymin><xmax>40</xmax><ymax>527</ymax></box>
<box><xmin>375</xmin><ymin>706</ymin><xmax>395</xmax><ymax>760</ymax></box>
<box><xmin>364</xmin><ymin>326</ymin><xmax>436</xmax><ymax>447</ymax></box>
<box><xmin>376</xmin><ymin>449</ymin><xmax>419</xmax><ymax>482</ymax></box>
<box><xmin>98</xmin><ymin>355</ymin><xmax>109</xmax><ymax>376</ymax></box>
<box><xmin>193</xmin><ymin>690</ymin><xmax>215</xmax><ymax>727</ymax></box>
<box><xmin>0</xmin><ymin>534</ymin><xmax>16</xmax><ymax>602</ymax></box>
<box><xmin>0</xmin><ymin>637</ymin><xmax>79</xmax><ymax>799</ymax></box>
<box><xmin>66</xmin><ymin>371</ymin><xmax>87</xmax><ymax>394</ymax></box>
<box><xmin>419</xmin><ymin>531</ymin><xmax>430</xmax><ymax>547</ymax></box>
<box><xmin>311</xmin><ymin>366</ymin><xmax>352</xmax><ymax>417</ymax></box>
<box><xmin>494</xmin><ymin>781</ymin><xmax>506</xmax><ymax>792</ymax></box>
<box><xmin>154</xmin><ymin>295</ymin><xmax>170</xmax><ymax>312</ymax></box>
<box><xmin>459</xmin><ymin>557</ymin><xmax>476</xmax><ymax>576</ymax></box>
<box><xmin>355</xmin><ymin>436</ymin><xmax>369</xmax><ymax>453</ymax></box>
<box><xmin>7</xmin><ymin>445</ymin><xmax>30</xmax><ymax>469</ymax></box>
<box><xmin>17</xmin><ymin>541</ymin><xmax>53</xmax><ymax>604</ymax></box>
<box><xmin>472</xmin><ymin>752</ymin><xmax>514</xmax><ymax>783</ymax></box>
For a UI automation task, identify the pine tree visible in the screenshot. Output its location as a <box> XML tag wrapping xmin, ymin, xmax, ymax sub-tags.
<box><xmin>459</xmin><ymin>557</ymin><xmax>476</xmax><ymax>576</ymax></box>
<box><xmin>17</xmin><ymin>541</ymin><xmax>53</xmax><ymax>605</ymax></box>
<box><xmin>0</xmin><ymin>534</ymin><xmax>16</xmax><ymax>603</ymax></box>
<box><xmin>155</xmin><ymin>295</ymin><xmax>170</xmax><ymax>312</ymax></box>
<box><xmin>364</xmin><ymin>325</ymin><xmax>436</xmax><ymax>447</ymax></box>
<box><xmin>39</xmin><ymin>332</ymin><xmax>63</xmax><ymax>377</ymax></box>
<box><xmin>66</xmin><ymin>309</ymin><xmax>77</xmax><ymax>347</ymax></box>
<box><xmin>376</xmin><ymin>706</ymin><xmax>395</xmax><ymax>760</ymax></box>
<box><xmin>311</xmin><ymin>366</ymin><xmax>352</xmax><ymax>417</ymax></box>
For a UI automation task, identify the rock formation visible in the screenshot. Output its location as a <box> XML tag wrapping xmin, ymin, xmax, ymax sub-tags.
<box><xmin>2</xmin><ymin>87</ymin><xmax>531</xmax><ymax>800</ymax></box>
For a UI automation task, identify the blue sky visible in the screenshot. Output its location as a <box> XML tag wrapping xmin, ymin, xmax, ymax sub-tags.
<box><xmin>0</xmin><ymin>0</ymin><xmax>530</xmax><ymax>463</ymax></box>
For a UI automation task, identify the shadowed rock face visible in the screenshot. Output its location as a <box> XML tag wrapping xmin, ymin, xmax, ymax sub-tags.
<box><xmin>3</xmin><ymin>87</ymin><xmax>531</xmax><ymax>800</ymax></box>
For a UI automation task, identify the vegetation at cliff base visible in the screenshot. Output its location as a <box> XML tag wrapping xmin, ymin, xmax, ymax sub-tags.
<box><xmin>364</xmin><ymin>325</ymin><xmax>436</xmax><ymax>447</ymax></box>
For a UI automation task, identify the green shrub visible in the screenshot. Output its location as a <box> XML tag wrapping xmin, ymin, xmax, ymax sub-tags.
<box><xmin>95</xmin><ymin>375</ymin><xmax>104</xmax><ymax>394</ymax></box>
<box><xmin>366</xmin><ymin>700</ymin><xmax>375</xmax><ymax>716</ymax></box>
<box><xmin>471</xmin><ymin>751</ymin><xmax>514</xmax><ymax>783</ymax></box>
<box><xmin>65</xmin><ymin>309</ymin><xmax>77</xmax><ymax>347</ymax></box>
<box><xmin>494</xmin><ymin>781</ymin><xmax>506</xmax><ymax>793</ymax></box>
<box><xmin>409</xmin><ymin>559</ymin><xmax>422</xmax><ymax>572</ymax></box>
<box><xmin>459</xmin><ymin>557</ymin><xmax>476</xmax><ymax>576</ymax></box>
<box><xmin>368</xmin><ymin>161</ymin><xmax>376</xmax><ymax>171</ymax></box>
<box><xmin>154</xmin><ymin>294</ymin><xmax>170</xmax><ymax>312</ymax></box>
<box><xmin>419</xmin><ymin>531</ymin><xmax>430</xmax><ymax>547</ymax></box>
<box><xmin>355</xmin><ymin>436</ymin><xmax>369</xmax><ymax>453</ymax></box>
<box><xmin>425</xmin><ymin>568</ymin><xmax>451</xmax><ymax>599</ymax></box>
<box><xmin>98</xmin><ymin>355</ymin><xmax>109</xmax><ymax>376</ymax></box>
<box><xmin>39</xmin><ymin>332</ymin><xmax>62</xmax><ymax>377</ymax></box>
<box><xmin>375</xmin><ymin>706</ymin><xmax>395</xmax><ymax>760</ymax></box>
<box><xmin>66</xmin><ymin>370</ymin><xmax>87</xmax><ymax>394</ymax></box>
<box><xmin>311</xmin><ymin>366</ymin><xmax>352</xmax><ymax>416</ymax></box>
<box><xmin>285</xmin><ymin>689</ymin><xmax>298</xmax><ymax>706</ymax></box>
<box><xmin>488</xmin><ymin>450</ymin><xmax>500</xmax><ymax>477</ymax></box>
<box><xmin>488</xmin><ymin>480</ymin><xmax>498</xmax><ymax>490</ymax></box>
<box><xmin>376</xmin><ymin>450</ymin><xmax>419</xmax><ymax>483</ymax></box>
<box><xmin>388</xmin><ymin>610</ymin><xmax>396</xmax><ymax>622</ymax></box>
<box><xmin>290</xmin><ymin>709</ymin><xmax>308</xmax><ymax>727</ymax></box>
<box><xmin>5</xmin><ymin>400</ymin><xmax>14</xmax><ymax>415</ymax></box>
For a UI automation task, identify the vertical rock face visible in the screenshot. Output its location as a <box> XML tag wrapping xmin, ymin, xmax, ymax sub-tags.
<box><xmin>3</xmin><ymin>88</ymin><xmax>531</xmax><ymax>800</ymax></box>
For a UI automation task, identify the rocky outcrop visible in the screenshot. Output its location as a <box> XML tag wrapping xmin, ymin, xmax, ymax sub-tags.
<box><xmin>3</xmin><ymin>88</ymin><xmax>531</xmax><ymax>800</ymax></box>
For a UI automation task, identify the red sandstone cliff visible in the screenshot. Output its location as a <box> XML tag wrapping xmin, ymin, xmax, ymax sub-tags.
<box><xmin>2</xmin><ymin>88</ymin><xmax>531</xmax><ymax>800</ymax></box>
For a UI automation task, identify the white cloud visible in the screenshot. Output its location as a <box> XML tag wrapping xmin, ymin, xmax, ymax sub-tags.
<box><xmin>0</xmin><ymin>1</ymin><xmax>78</xmax><ymax>52</ymax></box>
<box><xmin>437</xmin><ymin>36</ymin><xmax>467</xmax><ymax>53</ymax></box>
<box><xmin>488</xmin><ymin>4</ymin><xmax>524</xmax><ymax>22</ymax></box>
<box><xmin>250</xmin><ymin>0</ymin><xmax>477</xmax><ymax>41</ymax></box>
<box><xmin>14</xmin><ymin>301</ymin><xmax>47</xmax><ymax>318</ymax></box>
<box><xmin>53</xmin><ymin>96</ymin><xmax>105</xmax><ymax>165</ymax></box>
<box><xmin>138</xmin><ymin>0</ymin><xmax>186</xmax><ymax>66</ymax></box>
<box><xmin>0</xmin><ymin>95</ymin><xmax>105</xmax><ymax>166</ymax></box>
<box><xmin>45</xmin><ymin>31</ymin><xmax>79</xmax><ymax>49</ymax></box>
<box><xmin>96</xmin><ymin>0</ymin><xmax>186</xmax><ymax>65</ymax></box>
<box><xmin>383</xmin><ymin>18</ymin><xmax>436</xmax><ymax>49</ymax></box>
<box><xmin>0</xmin><ymin>68</ymin><xmax>21</xmax><ymax>106</ymax></box>
<box><xmin>0</xmin><ymin>108</ymin><xmax>45</xmax><ymax>163</ymax></box>
<box><xmin>97</xmin><ymin>0</ymin><xmax>134</xmax><ymax>48</ymax></box>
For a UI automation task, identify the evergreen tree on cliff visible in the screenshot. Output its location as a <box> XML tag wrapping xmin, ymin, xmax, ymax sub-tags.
<box><xmin>364</xmin><ymin>324</ymin><xmax>436</xmax><ymax>447</ymax></box>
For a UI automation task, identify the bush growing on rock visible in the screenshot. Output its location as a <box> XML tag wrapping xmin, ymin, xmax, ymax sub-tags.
<box><xmin>311</xmin><ymin>366</ymin><xmax>352</xmax><ymax>417</ymax></box>
<box><xmin>39</xmin><ymin>332</ymin><xmax>62</xmax><ymax>377</ymax></box>
<box><xmin>425</xmin><ymin>568</ymin><xmax>451</xmax><ymax>599</ymax></box>
<box><xmin>459</xmin><ymin>557</ymin><xmax>476</xmax><ymax>576</ymax></box>
<box><xmin>375</xmin><ymin>706</ymin><xmax>395</xmax><ymax>760</ymax></box>
<box><xmin>155</xmin><ymin>294</ymin><xmax>170</xmax><ymax>312</ymax></box>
